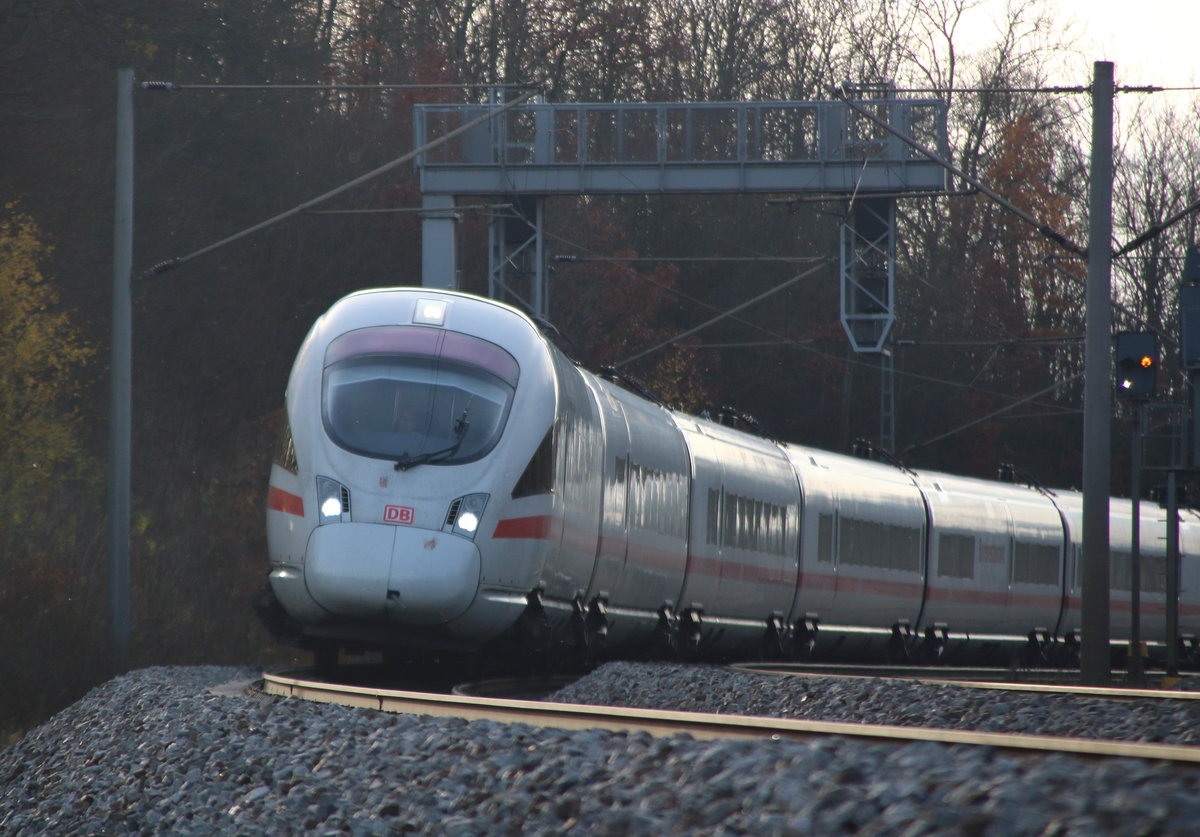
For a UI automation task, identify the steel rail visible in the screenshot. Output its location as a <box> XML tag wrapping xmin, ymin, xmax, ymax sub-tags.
<box><xmin>261</xmin><ymin>671</ymin><xmax>1200</xmax><ymax>765</ymax></box>
<box><xmin>730</xmin><ymin>663</ymin><xmax>1200</xmax><ymax>701</ymax></box>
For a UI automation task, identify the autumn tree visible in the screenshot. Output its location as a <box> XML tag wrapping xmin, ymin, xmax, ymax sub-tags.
<box><xmin>0</xmin><ymin>204</ymin><xmax>104</xmax><ymax>739</ymax></box>
<box><xmin>897</xmin><ymin>113</ymin><xmax>1084</xmax><ymax>480</ymax></box>
<box><xmin>546</xmin><ymin>199</ymin><xmax>718</xmax><ymax>410</ymax></box>
<box><xmin>0</xmin><ymin>206</ymin><xmax>94</xmax><ymax>484</ymax></box>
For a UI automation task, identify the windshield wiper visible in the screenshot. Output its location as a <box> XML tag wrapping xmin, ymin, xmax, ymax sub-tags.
<box><xmin>393</xmin><ymin>440</ymin><xmax>462</xmax><ymax>471</ymax></box>
<box><xmin>393</xmin><ymin>404</ymin><xmax>471</xmax><ymax>472</ymax></box>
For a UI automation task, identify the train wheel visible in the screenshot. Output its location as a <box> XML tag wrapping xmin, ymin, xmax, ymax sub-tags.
<box><xmin>789</xmin><ymin>617</ymin><xmax>819</xmax><ymax>661</ymax></box>
<box><xmin>918</xmin><ymin>624</ymin><xmax>947</xmax><ymax>664</ymax></box>
<box><xmin>885</xmin><ymin>622</ymin><xmax>912</xmax><ymax>664</ymax></box>
<box><xmin>758</xmin><ymin>614</ymin><xmax>787</xmax><ymax>661</ymax></box>
<box><xmin>678</xmin><ymin>608</ymin><xmax>704</xmax><ymax>661</ymax></box>
<box><xmin>646</xmin><ymin>603</ymin><xmax>678</xmax><ymax>660</ymax></box>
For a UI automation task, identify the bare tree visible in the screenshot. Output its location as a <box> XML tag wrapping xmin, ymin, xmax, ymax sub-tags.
<box><xmin>1112</xmin><ymin>101</ymin><xmax>1200</xmax><ymax>354</ymax></box>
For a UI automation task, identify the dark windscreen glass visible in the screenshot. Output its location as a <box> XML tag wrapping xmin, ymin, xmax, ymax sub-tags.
<box><xmin>322</xmin><ymin>327</ymin><xmax>518</xmax><ymax>464</ymax></box>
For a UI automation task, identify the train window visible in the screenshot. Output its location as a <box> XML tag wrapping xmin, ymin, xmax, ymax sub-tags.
<box><xmin>1013</xmin><ymin>542</ymin><xmax>1059</xmax><ymax>586</ymax></box>
<box><xmin>1110</xmin><ymin>551</ymin><xmax>1131</xmax><ymax>591</ymax></box>
<box><xmin>272</xmin><ymin>412</ymin><xmax>298</xmax><ymax>475</ymax></box>
<box><xmin>937</xmin><ymin>533</ymin><xmax>975</xmax><ymax>579</ymax></box>
<box><xmin>1144</xmin><ymin>555</ymin><xmax>1167</xmax><ymax>594</ymax></box>
<box><xmin>322</xmin><ymin>326</ymin><xmax>518</xmax><ymax>466</ymax></box>
<box><xmin>631</xmin><ymin>462</ymin><xmax>687</xmax><ymax>539</ymax></box>
<box><xmin>817</xmin><ymin>513</ymin><xmax>835</xmax><ymax>563</ymax></box>
<box><xmin>512</xmin><ymin>427</ymin><xmax>555</xmax><ymax>498</ymax></box>
<box><xmin>839</xmin><ymin>517</ymin><xmax>921</xmax><ymax>573</ymax></box>
<box><xmin>707</xmin><ymin>488</ymin><xmax>721</xmax><ymax>546</ymax></box>
<box><xmin>706</xmin><ymin>487</ymin><xmax>788</xmax><ymax>555</ymax></box>
<box><xmin>1110</xmin><ymin>551</ymin><xmax>1167</xmax><ymax>594</ymax></box>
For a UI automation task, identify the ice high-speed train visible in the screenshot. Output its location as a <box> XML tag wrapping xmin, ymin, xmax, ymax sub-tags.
<box><xmin>263</xmin><ymin>287</ymin><xmax>1200</xmax><ymax>668</ymax></box>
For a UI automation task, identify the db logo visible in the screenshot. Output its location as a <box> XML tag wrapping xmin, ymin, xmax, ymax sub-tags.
<box><xmin>384</xmin><ymin>505</ymin><xmax>415</xmax><ymax>524</ymax></box>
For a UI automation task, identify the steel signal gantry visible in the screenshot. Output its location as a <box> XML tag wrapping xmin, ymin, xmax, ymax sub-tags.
<box><xmin>412</xmin><ymin>93</ymin><xmax>949</xmax><ymax>345</ymax></box>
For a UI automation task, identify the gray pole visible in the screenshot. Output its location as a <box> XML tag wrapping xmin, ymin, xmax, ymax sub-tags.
<box><xmin>1080</xmin><ymin>61</ymin><xmax>1114</xmax><ymax>686</ymax></box>
<box><xmin>1166</xmin><ymin>470</ymin><xmax>1180</xmax><ymax>676</ymax></box>
<box><xmin>1129</xmin><ymin>405</ymin><xmax>1143</xmax><ymax>684</ymax></box>
<box><xmin>110</xmin><ymin>69</ymin><xmax>134</xmax><ymax>672</ymax></box>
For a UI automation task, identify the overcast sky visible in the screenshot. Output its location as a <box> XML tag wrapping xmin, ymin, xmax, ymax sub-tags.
<box><xmin>960</xmin><ymin>0</ymin><xmax>1198</xmax><ymax>87</ymax></box>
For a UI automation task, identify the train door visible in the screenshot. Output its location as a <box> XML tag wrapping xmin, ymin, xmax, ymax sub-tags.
<box><xmin>579</xmin><ymin>380</ymin><xmax>632</xmax><ymax>618</ymax></box>
<box><xmin>596</xmin><ymin>381</ymin><xmax>690</xmax><ymax>619</ymax></box>
<box><xmin>787</xmin><ymin>451</ymin><xmax>839</xmax><ymax>624</ymax></box>
<box><xmin>672</xmin><ymin>417</ymin><xmax>724</xmax><ymax>619</ymax></box>
<box><xmin>1005</xmin><ymin>497</ymin><xmax>1065</xmax><ymax>637</ymax></box>
<box><xmin>537</xmin><ymin>350</ymin><xmax>603</xmax><ymax>604</ymax></box>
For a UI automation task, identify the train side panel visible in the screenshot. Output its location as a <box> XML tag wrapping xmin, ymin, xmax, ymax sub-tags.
<box><xmin>1005</xmin><ymin>491</ymin><xmax>1068</xmax><ymax>637</ymax></box>
<box><xmin>530</xmin><ymin>349</ymin><xmax>603</xmax><ymax>611</ymax></box>
<box><xmin>673</xmin><ymin>415</ymin><xmax>800</xmax><ymax>651</ymax></box>
<box><xmin>785</xmin><ymin>446</ymin><xmax>926</xmax><ymax>651</ymax></box>
<box><xmin>1055</xmin><ymin>492</ymin><xmax>1191</xmax><ymax>650</ymax></box>
<box><xmin>918</xmin><ymin>475</ymin><xmax>1064</xmax><ymax>639</ymax></box>
<box><xmin>572</xmin><ymin>376</ymin><xmax>692</xmax><ymax>644</ymax></box>
<box><xmin>1106</xmin><ymin>498</ymin><xmax>1168</xmax><ymax>644</ymax></box>
<box><xmin>1180</xmin><ymin>512</ymin><xmax>1200</xmax><ymax>645</ymax></box>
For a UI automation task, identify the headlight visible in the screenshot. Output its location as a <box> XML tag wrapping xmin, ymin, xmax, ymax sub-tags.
<box><xmin>316</xmin><ymin>476</ymin><xmax>351</xmax><ymax>524</ymax></box>
<box><xmin>446</xmin><ymin>493</ymin><xmax>488</xmax><ymax>539</ymax></box>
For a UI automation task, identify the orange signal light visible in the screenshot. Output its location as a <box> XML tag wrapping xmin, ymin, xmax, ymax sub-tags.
<box><xmin>1140</xmin><ymin>355</ymin><xmax>1154</xmax><ymax>368</ymax></box>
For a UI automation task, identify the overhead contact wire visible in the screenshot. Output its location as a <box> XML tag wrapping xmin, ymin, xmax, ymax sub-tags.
<box><xmin>613</xmin><ymin>261</ymin><xmax>831</xmax><ymax>369</ymax></box>
<box><xmin>828</xmin><ymin>84</ymin><xmax>1088</xmax><ymax>258</ymax></box>
<box><xmin>142</xmin><ymin>88</ymin><xmax>541</xmax><ymax>278</ymax></box>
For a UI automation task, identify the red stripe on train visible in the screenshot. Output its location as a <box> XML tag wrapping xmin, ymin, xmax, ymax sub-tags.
<box><xmin>267</xmin><ymin>486</ymin><xmax>305</xmax><ymax>517</ymax></box>
<box><xmin>493</xmin><ymin>515</ymin><xmax>555</xmax><ymax>540</ymax></box>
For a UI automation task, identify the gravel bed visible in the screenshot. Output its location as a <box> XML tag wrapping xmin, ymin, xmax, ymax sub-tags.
<box><xmin>0</xmin><ymin>664</ymin><xmax>1197</xmax><ymax>835</ymax></box>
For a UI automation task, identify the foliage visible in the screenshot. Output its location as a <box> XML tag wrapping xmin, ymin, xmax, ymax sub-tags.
<box><xmin>547</xmin><ymin>208</ymin><xmax>718</xmax><ymax>411</ymax></box>
<box><xmin>0</xmin><ymin>204</ymin><xmax>106</xmax><ymax>742</ymax></box>
<box><xmin>0</xmin><ymin>205</ymin><xmax>94</xmax><ymax>484</ymax></box>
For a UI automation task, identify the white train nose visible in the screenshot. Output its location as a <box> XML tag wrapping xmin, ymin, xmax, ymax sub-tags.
<box><xmin>304</xmin><ymin>524</ymin><xmax>481</xmax><ymax>625</ymax></box>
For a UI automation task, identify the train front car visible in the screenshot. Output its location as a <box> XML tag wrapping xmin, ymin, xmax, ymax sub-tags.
<box><xmin>265</xmin><ymin>289</ymin><xmax>557</xmax><ymax>662</ymax></box>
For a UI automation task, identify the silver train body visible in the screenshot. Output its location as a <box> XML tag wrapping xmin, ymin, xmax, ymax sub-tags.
<box><xmin>265</xmin><ymin>288</ymin><xmax>1200</xmax><ymax>664</ymax></box>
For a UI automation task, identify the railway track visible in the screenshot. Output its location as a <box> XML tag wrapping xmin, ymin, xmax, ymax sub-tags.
<box><xmin>731</xmin><ymin>662</ymin><xmax>1200</xmax><ymax>700</ymax></box>
<box><xmin>262</xmin><ymin>668</ymin><xmax>1200</xmax><ymax>766</ymax></box>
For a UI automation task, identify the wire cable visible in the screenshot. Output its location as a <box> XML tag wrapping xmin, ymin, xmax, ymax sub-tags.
<box><xmin>510</xmin><ymin>205</ymin><xmax>1081</xmax><ymax>417</ymax></box>
<box><xmin>828</xmin><ymin>84</ymin><xmax>1088</xmax><ymax>258</ymax></box>
<box><xmin>612</xmin><ymin>261</ymin><xmax>830</xmax><ymax>369</ymax></box>
<box><xmin>1112</xmin><ymin>194</ymin><xmax>1200</xmax><ymax>259</ymax></box>
<box><xmin>141</xmin><ymin>88</ymin><xmax>541</xmax><ymax>278</ymax></box>
<box><xmin>901</xmin><ymin>373</ymin><xmax>1084</xmax><ymax>455</ymax></box>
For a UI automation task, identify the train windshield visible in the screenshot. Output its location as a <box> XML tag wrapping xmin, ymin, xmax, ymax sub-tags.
<box><xmin>322</xmin><ymin>326</ymin><xmax>519</xmax><ymax>466</ymax></box>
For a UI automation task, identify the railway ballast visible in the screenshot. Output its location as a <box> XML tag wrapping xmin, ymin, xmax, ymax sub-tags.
<box><xmin>3</xmin><ymin>664</ymin><xmax>1200</xmax><ymax>835</ymax></box>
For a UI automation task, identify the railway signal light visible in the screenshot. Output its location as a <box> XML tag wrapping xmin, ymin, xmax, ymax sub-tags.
<box><xmin>1115</xmin><ymin>331</ymin><xmax>1158</xmax><ymax>400</ymax></box>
